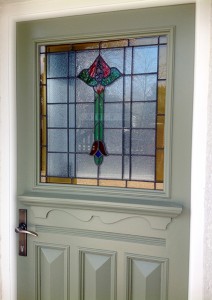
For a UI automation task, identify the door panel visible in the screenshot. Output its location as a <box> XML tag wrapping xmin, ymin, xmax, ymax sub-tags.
<box><xmin>16</xmin><ymin>4</ymin><xmax>195</xmax><ymax>300</ymax></box>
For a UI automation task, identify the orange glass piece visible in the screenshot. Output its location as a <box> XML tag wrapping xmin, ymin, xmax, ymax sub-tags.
<box><xmin>156</xmin><ymin>150</ymin><xmax>164</xmax><ymax>182</ymax></box>
<box><xmin>127</xmin><ymin>181</ymin><xmax>155</xmax><ymax>189</ymax></box>
<box><xmin>157</xmin><ymin>115</ymin><xmax>165</xmax><ymax>149</ymax></box>
<box><xmin>158</xmin><ymin>82</ymin><xmax>166</xmax><ymax>115</ymax></box>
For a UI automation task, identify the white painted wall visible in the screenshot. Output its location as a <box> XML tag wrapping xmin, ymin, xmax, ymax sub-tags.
<box><xmin>0</xmin><ymin>0</ymin><xmax>211</xmax><ymax>299</ymax></box>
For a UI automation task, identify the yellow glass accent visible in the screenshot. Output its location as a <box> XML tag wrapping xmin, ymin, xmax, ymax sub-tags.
<box><xmin>158</xmin><ymin>81</ymin><xmax>166</xmax><ymax>115</ymax></box>
<box><xmin>127</xmin><ymin>181</ymin><xmax>154</xmax><ymax>189</ymax></box>
<box><xmin>99</xmin><ymin>180</ymin><xmax>126</xmax><ymax>188</ymax></box>
<box><xmin>47</xmin><ymin>177</ymin><xmax>72</xmax><ymax>184</ymax></box>
<box><xmin>41</xmin><ymin>147</ymin><xmax>46</xmax><ymax>177</ymax></box>
<box><xmin>46</xmin><ymin>44</ymin><xmax>72</xmax><ymax>52</ymax></box>
<box><xmin>156</xmin><ymin>149</ymin><xmax>164</xmax><ymax>182</ymax></box>
<box><xmin>40</xmin><ymin>86</ymin><xmax>47</xmax><ymax>115</ymax></box>
<box><xmin>41</xmin><ymin>116</ymin><xmax>46</xmax><ymax>146</ymax></box>
<box><xmin>156</xmin><ymin>183</ymin><xmax>164</xmax><ymax>190</ymax></box>
<box><xmin>101</xmin><ymin>40</ymin><xmax>128</xmax><ymax>48</ymax></box>
<box><xmin>72</xmin><ymin>42</ymin><xmax>99</xmax><ymax>51</ymax></box>
<box><xmin>74</xmin><ymin>178</ymin><xmax>98</xmax><ymax>186</ymax></box>
<box><xmin>40</xmin><ymin>54</ymin><xmax>46</xmax><ymax>85</ymax></box>
<box><xmin>157</xmin><ymin>115</ymin><xmax>165</xmax><ymax>149</ymax></box>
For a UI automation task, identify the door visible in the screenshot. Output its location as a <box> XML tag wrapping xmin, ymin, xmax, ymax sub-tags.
<box><xmin>16</xmin><ymin>4</ymin><xmax>195</xmax><ymax>300</ymax></box>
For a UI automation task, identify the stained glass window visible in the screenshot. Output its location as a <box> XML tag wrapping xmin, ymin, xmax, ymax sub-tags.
<box><xmin>39</xmin><ymin>35</ymin><xmax>167</xmax><ymax>190</ymax></box>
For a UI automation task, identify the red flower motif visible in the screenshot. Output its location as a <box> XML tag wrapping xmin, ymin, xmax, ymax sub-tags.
<box><xmin>88</xmin><ymin>55</ymin><xmax>111</xmax><ymax>82</ymax></box>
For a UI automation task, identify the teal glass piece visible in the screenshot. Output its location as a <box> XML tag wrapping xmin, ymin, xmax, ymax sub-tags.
<box><xmin>77</xmin><ymin>55</ymin><xmax>122</xmax><ymax>166</ymax></box>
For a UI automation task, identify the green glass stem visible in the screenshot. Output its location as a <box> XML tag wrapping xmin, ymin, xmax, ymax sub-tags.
<box><xmin>94</xmin><ymin>91</ymin><xmax>104</xmax><ymax>165</ymax></box>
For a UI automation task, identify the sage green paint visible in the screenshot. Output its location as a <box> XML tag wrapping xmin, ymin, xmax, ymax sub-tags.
<box><xmin>16</xmin><ymin>4</ymin><xmax>195</xmax><ymax>300</ymax></box>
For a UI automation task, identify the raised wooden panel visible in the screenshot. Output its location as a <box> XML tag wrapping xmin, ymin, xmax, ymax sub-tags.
<box><xmin>127</xmin><ymin>255</ymin><xmax>168</xmax><ymax>300</ymax></box>
<box><xmin>35</xmin><ymin>243</ymin><xmax>70</xmax><ymax>300</ymax></box>
<box><xmin>80</xmin><ymin>249</ymin><xmax>116</xmax><ymax>300</ymax></box>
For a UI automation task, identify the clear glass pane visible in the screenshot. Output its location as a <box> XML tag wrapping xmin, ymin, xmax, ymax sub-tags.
<box><xmin>99</xmin><ymin>155</ymin><xmax>122</xmax><ymax>179</ymax></box>
<box><xmin>159</xmin><ymin>35</ymin><xmax>168</xmax><ymax>44</ymax></box>
<box><xmin>48</xmin><ymin>129</ymin><xmax>68</xmax><ymax>152</ymax></box>
<box><xmin>47</xmin><ymin>104</ymin><xmax>67</xmax><ymax>128</ymax></box>
<box><xmin>47</xmin><ymin>79</ymin><xmax>68</xmax><ymax>103</ymax></box>
<box><xmin>131</xmin><ymin>129</ymin><xmax>155</xmax><ymax>155</ymax></box>
<box><xmin>129</xmin><ymin>37</ymin><xmax>158</xmax><ymax>46</ymax></box>
<box><xmin>104</xmin><ymin>129</ymin><xmax>123</xmax><ymax>154</ymax></box>
<box><xmin>47</xmin><ymin>153</ymin><xmax>68</xmax><ymax>177</ymax></box>
<box><xmin>69</xmin><ymin>104</ymin><xmax>75</xmax><ymax>128</ymax></box>
<box><xmin>124</xmin><ymin>129</ymin><xmax>130</xmax><ymax>154</ymax></box>
<box><xmin>76</xmin><ymin>103</ymin><xmax>94</xmax><ymax>128</ymax></box>
<box><xmin>132</xmin><ymin>102</ymin><xmax>156</xmax><ymax>128</ymax></box>
<box><xmin>101</xmin><ymin>48</ymin><xmax>124</xmax><ymax>73</ymax></box>
<box><xmin>105</xmin><ymin>103</ymin><xmax>122</xmax><ymax>128</ymax></box>
<box><xmin>69</xmin><ymin>79</ymin><xmax>76</xmax><ymax>103</ymax></box>
<box><xmin>69</xmin><ymin>51</ymin><xmax>76</xmax><ymax>77</ymax></box>
<box><xmin>76</xmin><ymin>154</ymin><xmax>97</xmax><ymax>178</ymax></box>
<box><xmin>132</xmin><ymin>75</ymin><xmax>157</xmax><ymax>101</ymax></box>
<box><xmin>133</xmin><ymin>46</ymin><xmax>158</xmax><ymax>74</ymax></box>
<box><xmin>69</xmin><ymin>154</ymin><xmax>75</xmax><ymax>177</ymax></box>
<box><xmin>131</xmin><ymin>156</ymin><xmax>155</xmax><ymax>181</ymax></box>
<box><xmin>76</xmin><ymin>79</ymin><xmax>94</xmax><ymax>102</ymax></box>
<box><xmin>123</xmin><ymin>155</ymin><xmax>130</xmax><ymax>180</ymax></box>
<box><xmin>124</xmin><ymin>103</ymin><xmax>131</xmax><ymax>128</ymax></box>
<box><xmin>159</xmin><ymin>45</ymin><xmax>167</xmax><ymax>79</ymax></box>
<box><xmin>76</xmin><ymin>50</ymin><xmax>99</xmax><ymax>74</ymax></box>
<box><xmin>124</xmin><ymin>76</ymin><xmax>131</xmax><ymax>102</ymax></box>
<box><xmin>105</xmin><ymin>78</ymin><xmax>123</xmax><ymax>102</ymax></box>
<box><xmin>47</xmin><ymin>52</ymin><xmax>68</xmax><ymax>78</ymax></box>
<box><xmin>69</xmin><ymin>129</ymin><xmax>75</xmax><ymax>153</ymax></box>
<box><xmin>76</xmin><ymin>129</ymin><xmax>93</xmax><ymax>153</ymax></box>
<box><xmin>124</xmin><ymin>47</ymin><xmax>132</xmax><ymax>74</ymax></box>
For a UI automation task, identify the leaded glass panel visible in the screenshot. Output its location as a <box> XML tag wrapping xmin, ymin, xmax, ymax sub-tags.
<box><xmin>39</xmin><ymin>35</ymin><xmax>167</xmax><ymax>190</ymax></box>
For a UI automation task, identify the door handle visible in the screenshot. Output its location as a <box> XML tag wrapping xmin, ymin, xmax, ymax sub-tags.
<box><xmin>15</xmin><ymin>223</ymin><xmax>38</xmax><ymax>237</ymax></box>
<box><xmin>15</xmin><ymin>209</ymin><xmax>38</xmax><ymax>256</ymax></box>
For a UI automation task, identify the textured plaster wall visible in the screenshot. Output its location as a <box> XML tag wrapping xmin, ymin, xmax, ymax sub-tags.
<box><xmin>204</xmin><ymin>1</ymin><xmax>212</xmax><ymax>298</ymax></box>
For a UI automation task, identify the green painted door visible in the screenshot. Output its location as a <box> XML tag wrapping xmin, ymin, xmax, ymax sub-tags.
<box><xmin>16</xmin><ymin>4</ymin><xmax>195</xmax><ymax>300</ymax></box>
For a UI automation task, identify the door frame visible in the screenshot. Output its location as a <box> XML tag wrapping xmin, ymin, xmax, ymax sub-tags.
<box><xmin>0</xmin><ymin>0</ymin><xmax>209</xmax><ymax>299</ymax></box>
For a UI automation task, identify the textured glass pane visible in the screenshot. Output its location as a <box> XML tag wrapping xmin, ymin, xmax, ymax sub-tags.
<box><xmin>158</xmin><ymin>81</ymin><xmax>166</xmax><ymax>114</ymax></box>
<box><xmin>131</xmin><ymin>129</ymin><xmax>155</xmax><ymax>155</ymax></box>
<box><xmin>47</xmin><ymin>104</ymin><xmax>67</xmax><ymax>128</ymax></box>
<box><xmin>76</xmin><ymin>79</ymin><xmax>94</xmax><ymax>102</ymax></box>
<box><xmin>47</xmin><ymin>79</ymin><xmax>68</xmax><ymax>103</ymax></box>
<box><xmin>159</xmin><ymin>36</ymin><xmax>167</xmax><ymax>44</ymax></box>
<box><xmin>47</xmin><ymin>53</ymin><xmax>68</xmax><ymax>78</ymax></box>
<box><xmin>124</xmin><ymin>47</ymin><xmax>132</xmax><ymax>74</ymax></box>
<box><xmin>48</xmin><ymin>129</ymin><xmax>68</xmax><ymax>152</ymax></box>
<box><xmin>105</xmin><ymin>77</ymin><xmax>123</xmax><ymax>102</ymax></box>
<box><xmin>124</xmin><ymin>129</ymin><xmax>130</xmax><ymax>154</ymax></box>
<box><xmin>101</xmin><ymin>48</ymin><xmax>124</xmax><ymax>73</ymax></box>
<box><xmin>76</xmin><ymin>129</ymin><xmax>93</xmax><ymax>153</ymax></box>
<box><xmin>99</xmin><ymin>155</ymin><xmax>122</xmax><ymax>179</ymax></box>
<box><xmin>131</xmin><ymin>156</ymin><xmax>155</xmax><ymax>181</ymax></box>
<box><xmin>104</xmin><ymin>129</ymin><xmax>122</xmax><ymax>154</ymax></box>
<box><xmin>123</xmin><ymin>155</ymin><xmax>130</xmax><ymax>180</ymax></box>
<box><xmin>47</xmin><ymin>153</ymin><xmax>68</xmax><ymax>177</ymax></box>
<box><xmin>69</xmin><ymin>104</ymin><xmax>75</xmax><ymax>128</ymax></box>
<box><xmin>105</xmin><ymin>103</ymin><xmax>122</xmax><ymax>128</ymax></box>
<box><xmin>69</xmin><ymin>79</ymin><xmax>76</xmax><ymax>103</ymax></box>
<box><xmin>124</xmin><ymin>76</ymin><xmax>131</xmax><ymax>102</ymax></box>
<box><xmin>76</xmin><ymin>50</ymin><xmax>99</xmax><ymax>74</ymax></box>
<box><xmin>69</xmin><ymin>154</ymin><xmax>75</xmax><ymax>177</ymax></box>
<box><xmin>69</xmin><ymin>51</ymin><xmax>76</xmax><ymax>77</ymax></box>
<box><xmin>132</xmin><ymin>75</ymin><xmax>157</xmax><ymax>101</ymax></box>
<box><xmin>69</xmin><ymin>129</ymin><xmax>75</xmax><ymax>153</ymax></box>
<box><xmin>133</xmin><ymin>46</ymin><xmax>158</xmax><ymax>74</ymax></box>
<box><xmin>76</xmin><ymin>154</ymin><xmax>97</xmax><ymax>178</ymax></box>
<box><xmin>124</xmin><ymin>103</ymin><xmax>131</xmax><ymax>128</ymax></box>
<box><xmin>159</xmin><ymin>45</ymin><xmax>167</xmax><ymax>79</ymax></box>
<box><xmin>130</xmin><ymin>37</ymin><xmax>158</xmax><ymax>46</ymax></box>
<box><xmin>132</xmin><ymin>103</ymin><xmax>156</xmax><ymax>128</ymax></box>
<box><xmin>76</xmin><ymin>103</ymin><xmax>94</xmax><ymax>128</ymax></box>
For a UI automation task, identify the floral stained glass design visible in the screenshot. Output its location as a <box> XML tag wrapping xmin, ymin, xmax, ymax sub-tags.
<box><xmin>39</xmin><ymin>35</ymin><xmax>168</xmax><ymax>190</ymax></box>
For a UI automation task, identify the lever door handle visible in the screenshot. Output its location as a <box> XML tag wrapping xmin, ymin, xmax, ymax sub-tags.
<box><xmin>15</xmin><ymin>224</ymin><xmax>38</xmax><ymax>237</ymax></box>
